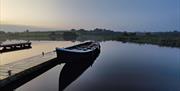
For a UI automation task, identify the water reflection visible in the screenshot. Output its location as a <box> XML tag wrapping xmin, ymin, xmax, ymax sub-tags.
<box><xmin>59</xmin><ymin>49</ymin><xmax>100</xmax><ymax>91</ymax></box>
<box><xmin>0</xmin><ymin>58</ymin><xmax>59</xmax><ymax>91</ymax></box>
<box><xmin>11</xmin><ymin>41</ymin><xmax>179</xmax><ymax>91</ymax></box>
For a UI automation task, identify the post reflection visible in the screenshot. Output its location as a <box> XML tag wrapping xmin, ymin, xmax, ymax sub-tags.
<box><xmin>59</xmin><ymin>50</ymin><xmax>100</xmax><ymax>91</ymax></box>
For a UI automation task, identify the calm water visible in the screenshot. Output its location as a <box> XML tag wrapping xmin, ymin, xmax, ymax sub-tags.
<box><xmin>1</xmin><ymin>41</ymin><xmax>180</xmax><ymax>91</ymax></box>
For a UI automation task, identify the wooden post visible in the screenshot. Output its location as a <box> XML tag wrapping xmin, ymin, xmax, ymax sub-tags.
<box><xmin>8</xmin><ymin>70</ymin><xmax>12</xmax><ymax>76</ymax></box>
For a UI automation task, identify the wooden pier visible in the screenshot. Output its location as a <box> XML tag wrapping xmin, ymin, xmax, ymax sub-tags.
<box><xmin>0</xmin><ymin>42</ymin><xmax>89</xmax><ymax>90</ymax></box>
<box><xmin>0</xmin><ymin>42</ymin><xmax>32</xmax><ymax>53</ymax></box>
<box><xmin>0</xmin><ymin>51</ymin><xmax>58</xmax><ymax>90</ymax></box>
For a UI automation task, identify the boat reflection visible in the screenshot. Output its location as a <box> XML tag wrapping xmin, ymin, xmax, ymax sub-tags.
<box><xmin>59</xmin><ymin>49</ymin><xmax>100</xmax><ymax>91</ymax></box>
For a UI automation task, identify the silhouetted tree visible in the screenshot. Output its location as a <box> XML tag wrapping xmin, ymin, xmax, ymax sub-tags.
<box><xmin>26</xmin><ymin>29</ymin><xmax>29</xmax><ymax>33</ymax></box>
<box><xmin>129</xmin><ymin>32</ymin><xmax>136</xmax><ymax>36</ymax></box>
<box><xmin>145</xmin><ymin>32</ymin><xmax>151</xmax><ymax>36</ymax></box>
<box><xmin>62</xmin><ymin>32</ymin><xmax>78</xmax><ymax>40</ymax></box>
<box><xmin>49</xmin><ymin>32</ymin><xmax>56</xmax><ymax>40</ymax></box>
<box><xmin>78</xmin><ymin>29</ymin><xmax>86</xmax><ymax>32</ymax></box>
<box><xmin>123</xmin><ymin>31</ymin><xmax>128</xmax><ymax>36</ymax></box>
<box><xmin>0</xmin><ymin>31</ymin><xmax>5</xmax><ymax>34</ymax></box>
<box><xmin>71</xmin><ymin>29</ymin><xmax>76</xmax><ymax>32</ymax></box>
<box><xmin>173</xmin><ymin>30</ymin><xmax>178</xmax><ymax>32</ymax></box>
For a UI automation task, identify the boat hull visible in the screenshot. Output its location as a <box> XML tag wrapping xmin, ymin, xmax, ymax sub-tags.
<box><xmin>56</xmin><ymin>41</ymin><xmax>100</xmax><ymax>63</ymax></box>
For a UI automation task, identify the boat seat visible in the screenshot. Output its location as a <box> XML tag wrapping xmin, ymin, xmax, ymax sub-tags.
<box><xmin>76</xmin><ymin>47</ymin><xmax>88</xmax><ymax>51</ymax></box>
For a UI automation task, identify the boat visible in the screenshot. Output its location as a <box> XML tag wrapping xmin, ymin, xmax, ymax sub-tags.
<box><xmin>56</xmin><ymin>41</ymin><xmax>100</xmax><ymax>62</ymax></box>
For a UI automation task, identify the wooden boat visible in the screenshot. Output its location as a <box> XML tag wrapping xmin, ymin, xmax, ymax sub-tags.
<box><xmin>56</xmin><ymin>41</ymin><xmax>100</xmax><ymax>62</ymax></box>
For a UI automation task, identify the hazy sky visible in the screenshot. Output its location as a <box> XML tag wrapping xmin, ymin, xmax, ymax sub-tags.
<box><xmin>0</xmin><ymin>0</ymin><xmax>179</xmax><ymax>31</ymax></box>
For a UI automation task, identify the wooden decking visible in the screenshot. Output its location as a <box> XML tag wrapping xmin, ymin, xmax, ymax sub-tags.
<box><xmin>0</xmin><ymin>51</ymin><xmax>58</xmax><ymax>89</ymax></box>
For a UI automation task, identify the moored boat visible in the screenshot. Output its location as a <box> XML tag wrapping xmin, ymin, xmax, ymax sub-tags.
<box><xmin>56</xmin><ymin>41</ymin><xmax>100</xmax><ymax>62</ymax></box>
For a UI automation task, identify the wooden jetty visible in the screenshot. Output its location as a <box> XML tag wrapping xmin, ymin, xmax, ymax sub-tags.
<box><xmin>0</xmin><ymin>42</ymin><xmax>32</xmax><ymax>53</ymax></box>
<box><xmin>0</xmin><ymin>51</ymin><xmax>58</xmax><ymax>90</ymax></box>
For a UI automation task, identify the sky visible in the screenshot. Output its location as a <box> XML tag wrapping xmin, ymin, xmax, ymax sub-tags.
<box><xmin>0</xmin><ymin>0</ymin><xmax>180</xmax><ymax>32</ymax></box>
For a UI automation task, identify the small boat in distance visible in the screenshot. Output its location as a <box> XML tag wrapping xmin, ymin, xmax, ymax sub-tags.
<box><xmin>56</xmin><ymin>41</ymin><xmax>100</xmax><ymax>63</ymax></box>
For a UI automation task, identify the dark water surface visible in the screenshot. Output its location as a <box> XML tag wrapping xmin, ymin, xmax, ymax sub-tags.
<box><xmin>16</xmin><ymin>41</ymin><xmax>180</xmax><ymax>91</ymax></box>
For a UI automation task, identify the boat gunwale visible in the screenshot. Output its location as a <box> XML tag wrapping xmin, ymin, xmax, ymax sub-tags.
<box><xmin>56</xmin><ymin>41</ymin><xmax>99</xmax><ymax>53</ymax></box>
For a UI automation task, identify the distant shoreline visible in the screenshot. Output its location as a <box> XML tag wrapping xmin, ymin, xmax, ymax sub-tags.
<box><xmin>1</xmin><ymin>29</ymin><xmax>180</xmax><ymax>48</ymax></box>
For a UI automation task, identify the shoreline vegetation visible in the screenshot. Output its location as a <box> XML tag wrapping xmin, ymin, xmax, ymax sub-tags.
<box><xmin>0</xmin><ymin>28</ymin><xmax>180</xmax><ymax>48</ymax></box>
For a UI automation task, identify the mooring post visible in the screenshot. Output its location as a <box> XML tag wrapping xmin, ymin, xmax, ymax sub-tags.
<box><xmin>42</xmin><ymin>52</ymin><xmax>45</xmax><ymax>56</ymax></box>
<box><xmin>8</xmin><ymin>70</ymin><xmax>12</xmax><ymax>76</ymax></box>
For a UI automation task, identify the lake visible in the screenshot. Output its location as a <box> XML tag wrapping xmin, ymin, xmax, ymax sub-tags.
<box><xmin>1</xmin><ymin>41</ymin><xmax>180</xmax><ymax>91</ymax></box>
